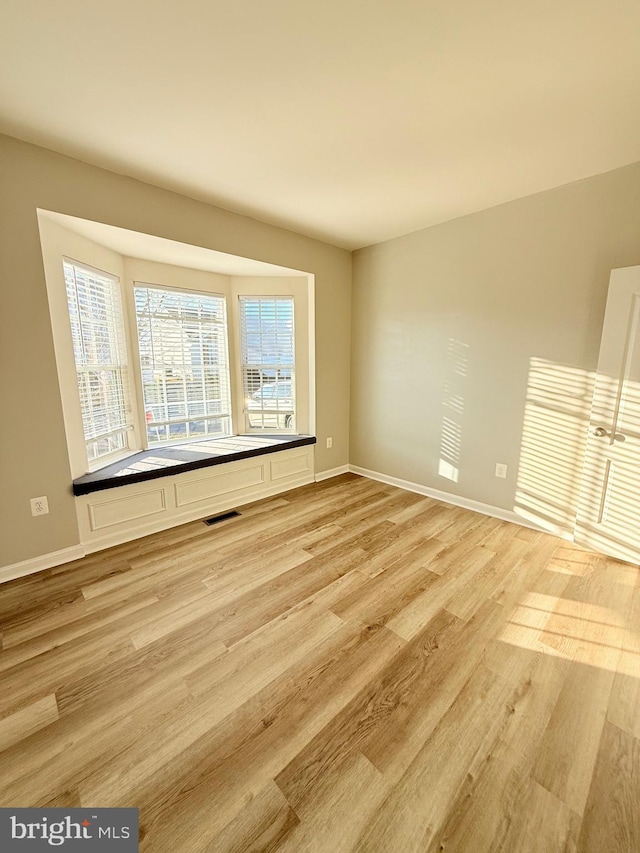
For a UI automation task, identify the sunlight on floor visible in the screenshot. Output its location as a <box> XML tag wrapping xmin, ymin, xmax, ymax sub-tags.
<box><xmin>499</xmin><ymin>546</ymin><xmax>640</xmax><ymax>678</ymax></box>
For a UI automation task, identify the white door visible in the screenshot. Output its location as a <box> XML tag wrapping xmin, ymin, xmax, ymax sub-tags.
<box><xmin>574</xmin><ymin>266</ymin><xmax>640</xmax><ymax>564</ymax></box>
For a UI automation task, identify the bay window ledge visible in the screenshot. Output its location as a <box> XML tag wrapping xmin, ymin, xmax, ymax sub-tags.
<box><xmin>73</xmin><ymin>434</ymin><xmax>316</xmax><ymax>496</ymax></box>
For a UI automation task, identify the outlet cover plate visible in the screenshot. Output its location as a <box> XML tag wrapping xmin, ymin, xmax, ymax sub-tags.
<box><xmin>30</xmin><ymin>496</ymin><xmax>49</xmax><ymax>516</ymax></box>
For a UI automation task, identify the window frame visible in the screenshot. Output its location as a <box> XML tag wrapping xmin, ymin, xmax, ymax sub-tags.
<box><xmin>230</xmin><ymin>278</ymin><xmax>309</xmax><ymax>439</ymax></box>
<box><xmin>62</xmin><ymin>256</ymin><xmax>133</xmax><ymax>471</ymax></box>
<box><xmin>132</xmin><ymin>281</ymin><xmax>234</xmax><ymax>447</ymax></box>
<box><xmin>238</xmin><ymin>295</ymin><xmax>297</xmax><ymax>434</ymax></box>
<box><xmin>54</xmin><ymin>256</ymin><xmax>147</xmax><ymax>477</ymax></box>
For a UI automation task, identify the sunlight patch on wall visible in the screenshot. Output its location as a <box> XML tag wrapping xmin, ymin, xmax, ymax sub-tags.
<box><xmin>438</xmin><ymin>340</ymin><xmax>468</xmax><ymax>484</ymax></box>
<box><xmin>438</xmin><ymin>416</ymin><xmax>462</xmax><ymax>483</ymax></box>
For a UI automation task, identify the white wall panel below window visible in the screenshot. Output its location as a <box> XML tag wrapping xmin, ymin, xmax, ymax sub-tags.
<box><xmin>75</xmin><ymin>446</ymin><xmax>315</xmax><ymax>553</ymax></box>
<box><xmin>174</xmin><ymin>464</ymin><xmax>265</xmax><ymax>507</ymax></box>
<box><xmin>270</xmin><ymin>452</ymin><xmax>311</xmax><ymax>480</ymax></box>
<box><xmin>89</xmin><ymin>488</ymin><xmax>166</xmax><ymax>531</ymax></box>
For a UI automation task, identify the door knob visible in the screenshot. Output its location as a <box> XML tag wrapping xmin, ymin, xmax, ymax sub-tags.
<box><xmin>593</xmin><ymin>426</ymin><xmax>627</xmax><ymax>442</ymax></box>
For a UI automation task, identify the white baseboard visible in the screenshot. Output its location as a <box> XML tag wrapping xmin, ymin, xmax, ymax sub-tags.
<box><xmin>348</xmin><ymin>464</ymin><xmax>566</xmax><ymax>536</ymax></box>
<box><xmin>315</xmin><ymin>464</ymin><xmax>350</xmax><ymax>482</ymax></box>
<box><xmin>0</xmin><ymin>544</ymin><xmax>86</xmax><ymax>585</ymax></box>
<box><xmin>0</xmin><ymin>472</ymin><xmax>316</xmax><ymax>581</ymax></box>
<box><xmin>1</xmin><ymin>463</ymin><xmax>568</xmax><ymax>586</ymax></box>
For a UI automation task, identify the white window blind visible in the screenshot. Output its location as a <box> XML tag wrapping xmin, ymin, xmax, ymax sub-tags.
<box><xmin>239</xmin><ymin>296</ymin><xmax>295</xmax><ymax>432</ymax></box>
<box><xmin>63</xmin><ymin>260</ymin><xmax>131</xmax><ymax>464</ymax></box>
<box><xmin>134</xmin><ymin>285</ymin><xmax>232</xmax><ymax>444</ymax></box>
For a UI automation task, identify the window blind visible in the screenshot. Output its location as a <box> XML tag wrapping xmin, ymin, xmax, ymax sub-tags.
<box><xmin>63</xmin><ymin>260</ymin><xmax>130</xmax><ymax>464</ymax></box>
<box><xmin>134</xmin><ymin>285</ymin><xmax>232</xmax><ymax>444</ymax></box>
<box><xmin>239</xmin><ymin>296</ymin><xmax>295</xmax><ymax>431</ymax></box>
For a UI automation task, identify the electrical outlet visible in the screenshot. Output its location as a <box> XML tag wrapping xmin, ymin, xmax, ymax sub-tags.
<box><xmin>30</xmin><ymin>496</ymin><xmax>49</xmax><ymax>516</ymax></box>
<box><xmin>495</xmin><ymin>463</ymin><xmax>508</xmax><ymax>479</ymax></box>
<box><xmin>326</xmin><ymin>437</ymin><xmax>333</xmax><ymax>449</ymax></box>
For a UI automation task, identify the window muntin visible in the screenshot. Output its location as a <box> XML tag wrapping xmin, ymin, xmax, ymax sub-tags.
<box><xmin>63</xmin><ymin>260</ymin><xmax>131</xmax><ymax>464</ymax></box>
<box><xmin>134</xmin><ymin>285</ymin><xmax>232</xmax><ymax>444</ymax></box>
<box><xmin>240</xmin><ymin>297</ymin><xmax>295</xmax><ymax>431</ymax></box>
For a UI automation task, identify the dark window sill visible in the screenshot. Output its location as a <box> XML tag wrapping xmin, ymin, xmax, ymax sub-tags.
<box><xmin>73</xmin><ymin>434</ymin><xmax>316</xmax><ymax>496</ymax></box>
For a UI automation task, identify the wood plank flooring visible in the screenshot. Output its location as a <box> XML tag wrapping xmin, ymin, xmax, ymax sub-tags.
<box><xmin>0</xmin><ymin>473</ymin><xmax>639</xmax><ymax>852</ymax></box>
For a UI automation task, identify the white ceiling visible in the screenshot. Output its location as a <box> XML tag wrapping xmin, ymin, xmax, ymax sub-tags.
<box><xmin>38</xmin><ymin>210</ymin><xmax>308</xmax><ymax>276</ymax></box>
<box><xmin>3</xmin><ymin>0</ymin><xmax>640</xmax><ymax>249</ymax></box>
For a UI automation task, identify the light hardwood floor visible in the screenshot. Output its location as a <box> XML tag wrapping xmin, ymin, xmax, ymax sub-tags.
<box><xmin>1</xmin><ymin>473</ymin><xmax>639</xmax><ymax>852</ymax></box>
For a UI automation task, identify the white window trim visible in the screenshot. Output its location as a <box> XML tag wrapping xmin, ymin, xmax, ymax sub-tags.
<box><xmin>40</xmin><ymin>250</ymin><xmax>143</xmax><ymax>478</ymax></box>
<box><xmin>132</xmin><ymin>281</ymin><xmax>234</xmax><ymax>446</ymax></box>
<box><xmin>63</xmin><ymin>259</ymin><xmax>135</xmax><ymax>469</ymax></box>
<box><xmin>238</xmin><ymin>295</ymin><xmax>297</xmax><ymax>433</ymax></box>
<box><xmin>230</xmin><ymin>278</ymin><xmax>310</xmax><ymax>437</ymax></box>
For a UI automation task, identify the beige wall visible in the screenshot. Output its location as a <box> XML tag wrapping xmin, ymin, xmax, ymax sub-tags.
<box><xmin>5</xmin><ymin>128</ymin><xmax>639</xmax><ymax>568</ymax></box>
<box><xmin>0</xmin><ymin>134</ymin><xmax>351</xmax><ymax>567</ymax></box>
<box><xmin>351</xmin><ymin>161</ymin><xmax>640</xmax><ymax>536</ymax></box>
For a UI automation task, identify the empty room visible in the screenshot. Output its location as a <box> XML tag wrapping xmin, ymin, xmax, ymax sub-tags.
<box><xmin>1</xmin><ymin>1</ymin><xmax>639</xmax><ymax>851</ymax></box>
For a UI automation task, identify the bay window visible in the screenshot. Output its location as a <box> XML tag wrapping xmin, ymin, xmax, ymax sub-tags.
<box><xmin>62</xmin><ymin>266</ymin><xmax>299</xmax><ymax>473</ymax></box>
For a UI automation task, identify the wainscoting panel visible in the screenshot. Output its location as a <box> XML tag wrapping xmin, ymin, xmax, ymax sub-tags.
<box><xmin>175</xmin><ymin>463</ymin><xmax>265</xmax><ymax>507</ymax></box>
<box><xmin>270</xmin><ymin>451</ymin><xmax>311</xmax><ymax>481</ymax></box>
<box><xmin>88</xmin><ymin>488</ymin><xmax>167</xmax><ymax>531</ymax></box>
<box><xmin>75</xmin><ymin>446</ymin><xmax>315</xmax><ymax>553</ymax></box>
